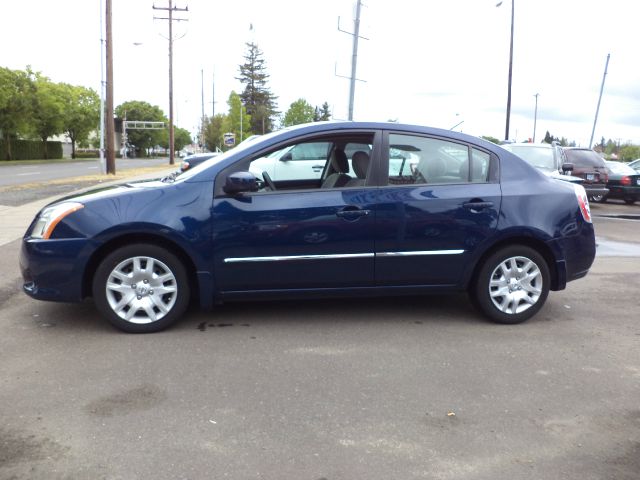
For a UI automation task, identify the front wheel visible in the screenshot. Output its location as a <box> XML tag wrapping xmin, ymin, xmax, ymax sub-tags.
<box><xmin>472</xmin><ymin>245</ymin><xmax>550</xmax><ymax>324</ymax></box>
<box><xmin>92</xmin><ymin>244</ymin><xmax>190</xmax><ymax>333</ymax></box>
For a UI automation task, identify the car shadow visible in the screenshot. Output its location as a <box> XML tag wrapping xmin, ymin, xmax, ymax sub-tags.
<box><xmin>180</xmin><ymin>293</ymin><xmax>483</xmax><ymax>332</ymax></box>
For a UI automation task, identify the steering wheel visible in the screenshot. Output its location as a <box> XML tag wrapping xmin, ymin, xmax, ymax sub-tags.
<box><xmin>262</xmin><ymin>171</ymin><xmax>276</xmax><ymax>191</ymax></box>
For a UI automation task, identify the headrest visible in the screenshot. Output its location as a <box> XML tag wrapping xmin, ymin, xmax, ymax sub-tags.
<box><xmin>351</xmin><ymin>150</ymin><xmax>370</xmax><ymax>178</ymax></box>
<box><xmin>332</xmin><ymin>149</ymin><xmax>349</xmax><ymax>173</ymax></box>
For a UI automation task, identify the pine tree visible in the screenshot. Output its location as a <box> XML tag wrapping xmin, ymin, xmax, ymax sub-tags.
<box><xmin>236</xmin><ymin>42</ymin><xmax>278</xmax><ymax>134</ymax></box>
<box><xmin>314</xmin><ymin>101</ymin><xmax>331</xmax><ymax>121</ymax></box>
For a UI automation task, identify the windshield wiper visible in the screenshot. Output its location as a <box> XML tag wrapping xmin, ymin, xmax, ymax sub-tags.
<box><xmin>161</xmin><ymin>171</ymin><xmax>180</xmax><ymax>183</ymax></box>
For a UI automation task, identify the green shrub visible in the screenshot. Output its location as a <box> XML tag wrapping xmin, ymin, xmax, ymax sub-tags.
<box><xmin>0</xmin><ymin>139</ymin><xmax>63</xmax><ymax>160</ymax></box>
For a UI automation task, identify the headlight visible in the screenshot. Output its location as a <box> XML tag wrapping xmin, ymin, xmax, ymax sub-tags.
<box><xmin>30</xmin><ymin>202</ymin><xmax>84</xmax><ymax>239</ymax></box>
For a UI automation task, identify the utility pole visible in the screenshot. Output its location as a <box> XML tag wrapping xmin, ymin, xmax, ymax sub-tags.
<box><xmin>105</xmin><ymin>0</ymin><xmax>116</xmax><ymax>174</ymax></box>
<box><xmin>153</xmin><ymin>0</ymin><xmax>188</xmax><ymax>165</ymax></box>
<box><xmin>99</xmin><ymin>0</ymin><xmax>106</xmax><ymax>174</ymax></box>
<box><xmin>200</xmin><ymin>68</ymin><xmax>205</xmax><ymax>150</ymax></box>
<box><xmin>589</xmin><ymin>53</ymin><xmax>610</xmax><ymax>149</ymax></box>
<box><xmin>338</xmin><ymin>0</ymin><xmax>368</xmax><ymax>121</ymax></box>
<box><xmin>532</xmin><ymin>93</ymin><xmax>539</xmax><ymax>142</ymax></box>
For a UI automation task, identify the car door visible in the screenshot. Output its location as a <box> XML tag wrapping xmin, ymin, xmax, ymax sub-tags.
<box><xmin>375</xmin><ymin>132</ymin><xmax>501</xmax><ymax>286</ymax></box>
<box><xmin>212</xmin><ymin>133</ymin><xmax>379</xmax><ymax>292</ymax></box>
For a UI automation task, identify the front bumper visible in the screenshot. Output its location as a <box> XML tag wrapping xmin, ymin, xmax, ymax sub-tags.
<box><xmin>20</xmin><ymin>238</ymin><xmax>91</xmax><ymax>302</ymax></box>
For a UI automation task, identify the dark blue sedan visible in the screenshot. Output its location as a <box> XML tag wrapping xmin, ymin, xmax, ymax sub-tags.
<box><xmin>20</xmin><ymin>122</ymin><xmax>596</xmax><ymax>333</ymax></box>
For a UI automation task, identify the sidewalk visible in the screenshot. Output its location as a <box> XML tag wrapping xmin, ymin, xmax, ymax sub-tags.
<box><xmin>0</xmin><ymin>169</ymin><xmax>173</xmax><ymax>247</ymax></box>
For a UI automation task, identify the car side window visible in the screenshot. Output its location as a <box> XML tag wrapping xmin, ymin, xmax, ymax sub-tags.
<box><xmin>250</xmin><ymin>141</ymin><xmax>331</xmax><ymax>182</ymax></box>
<box><xmin>387</xmin><ymin>134</ymin><xmax>488</xmax><ymax>185</ymax></box>
<box><xmin>244</xmin><ymin>135</ymin><xmax>375</xmax><ymax>190</ymax></box>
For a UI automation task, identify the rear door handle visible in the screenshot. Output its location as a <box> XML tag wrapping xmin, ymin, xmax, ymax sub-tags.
<box><xmin>463</xmin><ymin>201</ymin><xmax>494</xmax><ymax>212</ymax></box>
<box><xmin>312</xmin><ymin>164</ymin><xmax>324</xmax><ymax>171</ymax></box>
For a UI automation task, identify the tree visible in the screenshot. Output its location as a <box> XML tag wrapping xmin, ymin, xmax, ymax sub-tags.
<box><xmin>313</xmin><ymin>102</ymin><xmax>331</xmax><ymax>122</ymax></box>
<box><xmin>203</xmin><ymin>114</ymin><xmax>226</xmax><ymax>152</ymax></box>
<box><xmin>31</xmin><ymin>73</ymin><xmax>67</xmax><ymax>159</ymax></box>
<box><xmin>222</xmin><ymin>92</ymin><xmax>252</xmax><ymax>149</ymax></box>
<box><xmin>481</xmin><ymin>135</ymin><xmax>500</xmax><ymax>144</ymax></box>
<box><xmin>115</xmin><ymin>101</ymin><xmax>166</xmax><ymax>156</ymax></box>
<box><xmin>236</xmin><ymin>42</ymin><xmax>278</xmax><ymax>134</ymax></box>
<box><xmin>619</xmin><ymin>144</ymin><xmax>640</xmax><ymax>162</ymax></box>
<box><xmin>159</xmin><ymin>126</ymin><xmax>192</xmax><ymax>153</ymax></box>
<box><xmin>0</xmin><ymin>67</ymin><xmax>35</xmax><ymax>159</ymax></box>
<box><xmin>283</xmin><ymin>98</ymin><xmax>315</xmax><ymax>127</ymax></box>
<box><xmin>61</xmin><ymin>84</ymin><xmax>100</xmax><ymax>159</ymax></box>
<box><xmin>543</xmin><ymin>131</ymin><xmax>556</xmax><ymax>144</ymax></box>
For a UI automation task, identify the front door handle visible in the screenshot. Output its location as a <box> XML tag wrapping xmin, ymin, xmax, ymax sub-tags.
<box><xmin>336</xmin><ymin>206</ymin><xmax>370</xmax><ymax>221</ymax></box>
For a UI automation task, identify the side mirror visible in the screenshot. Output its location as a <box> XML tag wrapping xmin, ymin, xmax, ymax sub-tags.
<box><xmin>561</xmin><ymin>163</ymin><xmax>574</xmax><ymax>174</ymax></box>
<box><xmin>224</xmin><ymin>171</ymin><xmax>258</xmax><ymax>194</ymax></box>
<box><xmin>280</xmin><ymin>152</ymin><xmax>293</xmax><ymax>162</ymax></box>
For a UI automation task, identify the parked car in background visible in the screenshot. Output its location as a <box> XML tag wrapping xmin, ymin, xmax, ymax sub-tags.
<box><xmin>562</xmin><ymin>147</ymin><xmax>609</xmax><ymax>201</ymax></box>
<box><xmin>20</xmin><ymin>122</ymin><xmax>596</xmax><ymax>333</ymax></box>
<box><xmin>501</xmin><ymin>143</ymin><xmax>584</xmax><ymax>185</ymax></box>
<box><xmin>628</xmin><ymin>158</ymin><xmax>640</xmax><ymax>173</ymax></box>
<box><xmin>603</xmin><ymin>160</ymin><xmax>640</xmax><ymax>204</ymax></box>
<box><xmin>180</xmin><ymin>152</ymin><xmax>221</xmax><ymax>172</ymax></box>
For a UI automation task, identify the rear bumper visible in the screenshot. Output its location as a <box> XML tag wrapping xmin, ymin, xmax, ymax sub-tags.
<box><xmin>584</xmin><ymin>185</ymin><xmax>608</xmax><ymax>198</ymax></box>
<box><xmin>549</xmin><ymin>222</ymin><xmax>596</xmax><ymax>291</ymax></box>
<box><xmin>607</xmin><ymin>185</ymin><xmax>640</xmax><ymax>199</ymax></box>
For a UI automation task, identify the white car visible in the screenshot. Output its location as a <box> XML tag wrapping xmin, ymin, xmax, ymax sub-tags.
<box><xmin>249</xmin><ymin>141</ymin><xmax>371</xmax><ymax>183</ymax></box>
<box><xmin>502</xmin><ymin>142</ymin><xmax>584</xmax><ymax>184</ymax></box>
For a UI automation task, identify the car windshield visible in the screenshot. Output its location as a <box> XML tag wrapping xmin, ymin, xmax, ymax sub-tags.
<box><xmin>503</xmin><ymin>145</ymin><xmax>556</xmax><ymax>172</ymax></box>
<box><xmin>606</xmin><ymin>161</ymin><xmax>637</xmax><ymax>175</ymax></box>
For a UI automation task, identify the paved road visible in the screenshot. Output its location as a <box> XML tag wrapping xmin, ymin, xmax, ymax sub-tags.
<box><xmin>0</xmin><ymin>157</ymin><xmax>172</xmax><ymax>187</ymax></box>
<box><xmin>0</xmin><ymin>190</ymin><xmax>638</xmax><ymax>479</ymax></box>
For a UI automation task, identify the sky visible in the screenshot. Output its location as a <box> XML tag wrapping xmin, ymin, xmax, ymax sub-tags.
<box><xmin>2</xmin><ymin>0</ymin><xmax>639</xmax><ymax>147</ymax></box>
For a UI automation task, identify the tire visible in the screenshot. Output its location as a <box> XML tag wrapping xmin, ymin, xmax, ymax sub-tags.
<box><xmin>590</xmin><ymin>194</ymin><xmax>606</xmax><ymax>203</ymax></box>
<box><xmin>92</xmin><ymin>244</ymin><xmax>190</xmax><ymax>333</ymax></box>
<box><xmin>623</xmin><ymin>197</ymin><xmax>636</xmax><ymax>205</ymax></box>
<box><xmin>473</xmin><ymin>245</ymin><xmax>550</xmax><ymax>324</ymax></box>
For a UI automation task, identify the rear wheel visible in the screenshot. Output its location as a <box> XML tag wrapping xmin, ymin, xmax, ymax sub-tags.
<box><xmin>623</xmin><ymin>197</ymin><xmax>636</xmax><ymax>205</ymax></box>
<box><xmin>92</xmin><ymin>244</ymin><xmax>190</xmax><ymax>333</ymax></box>
<box><xmin>473</xmin><ymin>245</ymin><xmax>550</xmax><ymax>324</ymax></box>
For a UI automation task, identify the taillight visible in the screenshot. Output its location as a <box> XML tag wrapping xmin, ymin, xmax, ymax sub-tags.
<box><xmin>573</xmin><ymin>185</ymin><xmax>591</xmax><ymax>223</ymax></box>
<box><xmin>621</xmin><ymin>176</ymin><xmax>631</xmax><ymax>186</ymax></box>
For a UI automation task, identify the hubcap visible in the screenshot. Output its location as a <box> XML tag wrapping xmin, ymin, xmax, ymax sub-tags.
<box><xmin>105</xmin><ymin>256</ymin><xmax>178</xmax><ymax>324</ymax></box>
<box><xmin>488</xmin><ymin>256</ymin><xmax>542</xmax><ymax>315</ymax></box>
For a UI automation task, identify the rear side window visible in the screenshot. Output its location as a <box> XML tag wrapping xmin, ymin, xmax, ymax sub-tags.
<box><xmin>565</xmin><ymin>149</ymin><xmax>606</xmax><ymax>167</ymax></box>
<box><xmin>387</xmin><ymin>133</ymin><xmax>490</xmax><ymax>185</ymax></box>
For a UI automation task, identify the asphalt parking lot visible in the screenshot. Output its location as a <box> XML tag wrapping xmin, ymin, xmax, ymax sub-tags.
<box><xmin>0</xmin><ymin>195</ymin><xmax>639</xmax><ymax>480</ymax></box>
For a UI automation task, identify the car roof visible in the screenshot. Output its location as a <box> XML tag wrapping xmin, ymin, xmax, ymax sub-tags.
<box><xmin>502</xmin><ymin>143</ymin><xmax>553</xmax><ymax>148</ymax></box>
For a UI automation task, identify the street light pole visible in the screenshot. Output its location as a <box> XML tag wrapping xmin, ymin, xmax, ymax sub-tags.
<box><xmin>504</xmin><ymin>0</ymin><xmax>514</xmax><ymax>141</ymax></box>
<box><xmin>533</xmin><ymin>93</ymin><xmax>539</xmax><ymax>142</ymax></box>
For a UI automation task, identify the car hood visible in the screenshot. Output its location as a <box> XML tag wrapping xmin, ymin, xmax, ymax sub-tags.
<box><xmin>46</xmin><ymin>179</ymin><xmax>168</xmax><ymax>207</ymax></box>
